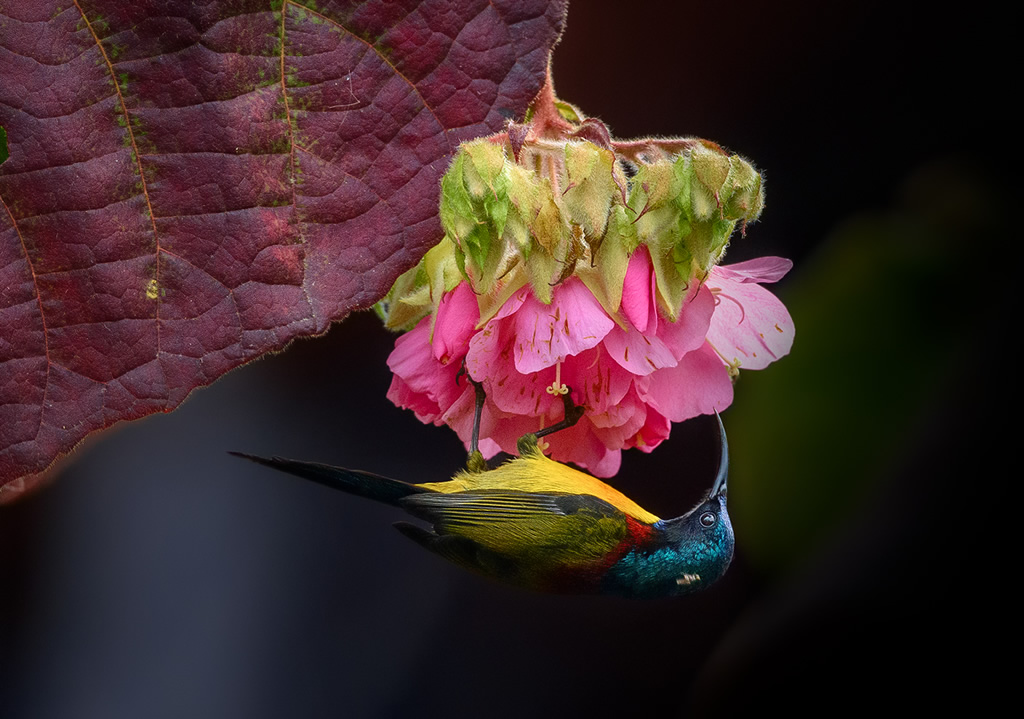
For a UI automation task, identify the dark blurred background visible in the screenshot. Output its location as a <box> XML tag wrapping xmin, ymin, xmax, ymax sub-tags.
<box><xmin>1</xmin><ymin>1</ymin><xmax>1008</xmax><ymax>716</ymax></box>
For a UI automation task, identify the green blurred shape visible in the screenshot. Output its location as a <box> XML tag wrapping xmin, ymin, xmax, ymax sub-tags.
<box><xmin>1</xmin><ymin>127</ymin><xmax>8</xmax><ymax>164</ymax></box>
<box><xmin>726</xmin><ymin>163</ymin><xmax>980</xmax><ymax>574</ymax></box>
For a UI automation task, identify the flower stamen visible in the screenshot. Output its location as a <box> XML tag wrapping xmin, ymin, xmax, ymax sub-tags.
<box><xmin>536</xmin><ymin>416</ymin><xmax>551</xmax><ymax>453</ymax></box>
<box><xmin>711</xmin><ymin>288</ymin><xmax>747</xmax><ymax>325</ymax></box>
<box><xmin>707</xmin><ymin>339</ymin><xmax>743</xmax><ymax>379</ymax></box>
<box><xmin>546</xmin><ymin>360</ymin><xmax>569</xmax><ymax>396</ymax></box>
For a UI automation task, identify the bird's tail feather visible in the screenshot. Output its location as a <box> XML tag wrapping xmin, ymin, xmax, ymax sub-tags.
<box><xmin>230</xmin><ymin>452</ymin><xmax>428</xmax><ymax>506</ymax></box>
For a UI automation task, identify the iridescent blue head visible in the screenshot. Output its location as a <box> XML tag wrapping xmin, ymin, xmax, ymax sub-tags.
<box><xmin>603</xmin><ymin>412</ymin><xmax>735</xmax><ymax>599</ymax></box>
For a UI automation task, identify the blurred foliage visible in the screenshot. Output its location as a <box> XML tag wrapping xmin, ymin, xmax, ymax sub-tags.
<box><xmin>727</xmin><ymin>157</ymin><xmax>998</xmax><ymax>572</ymax></box>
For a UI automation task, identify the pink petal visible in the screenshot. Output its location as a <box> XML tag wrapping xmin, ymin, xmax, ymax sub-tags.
<box><xmin>441</xmin><ymin>391</ymin><xmax>537</xmax><ymax>460</ymax></box>
<box><xmin>560</xmin><ymin>347</ymin><xmax>633</xmax><ymax>414</ymax></box>
<box><xmin>387</xmin><ymin>320</ymin><xmax>445</xmax><ymax>397</ymax></box>
<box><xmin>628</xmin><ymin>407</ymin><xmax>671</xmax><ymax>454</ymax></box>
<box><xmin>463</xmin><ymin>287</ymin><xmax>533</xmax><ymax>386</ymax></box>
<box><xmin>513</xmin><ymin>278</ymin><xmax>615</xmax><ymax>374</ymax></box>
<box><xmin>386</xmin><ymin>374</ymin><xmax>444</xmax><ymax>425</ymax></box>
<box><xmin>465</xmin><ymin>315</ymin><xmax>506</xmax><ymax>385</ymax></box>
<box><xmin>476</xmin><ymin>407</ymin><xmax>542</xmax><ymax>457</ymax></box>
<box><xmin>464</xmin><ymin>289</ymin><xmax>536</xmax><ymax>408</ymax></box>
<box><xmin>620</xmin><ymin>247</ymin><xmax>653</xmax><ymax>333</ymax></box>
<box><xmin>706</xmin><ymin>277</ymin><xmax>795</xmax><ymax>370</ymax></box>
<box><xmin>712</xmin><ymin>256</ymin><xmax>793</xmax><ymax>284</ymax></box>
<box><xmin>639</xmin><ymin>344</ymin><xmax>734</xmax><ymax>422</ymax></box>
<box><xmin>387</xmin><ymin>317</ymin><xmax>465</xmax><ymax>419</ymax></box>
<box><xmin>466</xmin><ymin>313</ymin><xmax>561</xmax><ymax>417</ymax></box>
<box><xmin>431</xmin><ymin>282</ymin><xmax>479</xmax><ymax>364</ymax></box>
<box><xmin>576</xmin><ymin>445</ymin><xmax>622</xmax><ymax>479</ymax></box>
<box><xmin>443</xmin><ymin>386</ymin><xmax>495</xmax><ymax>451</ymax></box>
<box><xmin>386</xmin><ymin>317</ymin><xmax>431</xmax><ymax>374</ymax></box>
<box><xmin>587</xmin><ymin>387</ymin><xmax>646</xmax><ymax>432</ymax></box>
<box><xmin>588</xmin><ymin>387</ymin><xmax>668</xmax><ymax>455</ymax></box>
<box><xmin>476</xmin><ymin>437</ymin><xmax>503</xmax><ymax>457</ymax></box>
<box><xmin>657</xmin><ymin>283</ymin><xmax>715</xmax><ymax>358</ymax></box>
<box><xmin>491</xmin><ymin>286</ymin><xmax>531</xmax><ymax>321</ymax></box>
<box><xmin>437</xmin><ymin>381</ymin><xmax>479</xmax><ymax>439</ymax></box>
<box><xmin>544</xmin><ymin>419</ymin><xmax>623</xmax><ymax>478</ymax></box>
<box><xmin>485</xmin><ymin>361</ymin><xmax>560</xmax><ymax>417</ymax></box>
<box><xmin>603</xmin><ymin>323</ymin><xmax>678</xmax><ymax>375</ymax></box>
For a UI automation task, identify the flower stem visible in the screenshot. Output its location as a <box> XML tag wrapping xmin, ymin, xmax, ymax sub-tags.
<box><xmin>529</xmin><ymin>65</ymin><xmax>575</xmax><ymax>139</ymax></box>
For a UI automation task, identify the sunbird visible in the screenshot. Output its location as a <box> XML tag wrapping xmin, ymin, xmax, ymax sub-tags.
<box><xmin>233</xmin><ymin>391</ymin><xmax>733</xmax><ymax>599</ymax></box>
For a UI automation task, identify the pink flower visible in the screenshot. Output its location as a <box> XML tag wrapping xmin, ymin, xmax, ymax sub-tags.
<box><xmin>386</xmin><ymin>249</ymin><xmax>793</xmax><ymax>477</ymax></box>
<box><xmin>705</xmin><ymin>257</ymin><xmax>796</xmax><ymax>371</ymax></box>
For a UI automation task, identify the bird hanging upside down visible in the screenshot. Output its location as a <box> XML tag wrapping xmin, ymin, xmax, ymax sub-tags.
<box><xmin>232</xmin><ymin>388</ymin><xmax>734</xmax><ymax>599</ymax></box>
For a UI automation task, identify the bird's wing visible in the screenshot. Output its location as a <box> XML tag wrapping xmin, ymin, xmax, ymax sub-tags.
<box><xmin>399</xmin><ymin>490</ymin><xmax>630</xmax><ymax>567</ymax></box>
<box><xmin>434</xmin><ymin>450</ymin><xmax>661</xmax><ymax>524</ymax></box>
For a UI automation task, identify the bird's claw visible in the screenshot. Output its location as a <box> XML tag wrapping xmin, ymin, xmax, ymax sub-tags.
<box><xmin>517</xmin><ymin>390</ymin><xmax>584</xmax><ymax>455</ymax></box>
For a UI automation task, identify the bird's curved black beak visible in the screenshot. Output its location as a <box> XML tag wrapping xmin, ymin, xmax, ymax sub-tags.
<box><xmin>709</xmin><ymin>410</ymin><xmax>729</xmax><ymax>499</ymax></box>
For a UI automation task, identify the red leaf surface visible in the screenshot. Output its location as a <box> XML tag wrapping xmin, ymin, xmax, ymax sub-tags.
<box><xmin>0</xmin><ymin>0</ymin><xmax>567</xmax><ymax>491</ymax></box>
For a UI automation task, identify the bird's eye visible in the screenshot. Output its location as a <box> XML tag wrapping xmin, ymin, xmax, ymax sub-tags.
<box><xmin>699</xmin><ymin>511</ymin><xmax>717</xmax><ymax>528</ymax></box>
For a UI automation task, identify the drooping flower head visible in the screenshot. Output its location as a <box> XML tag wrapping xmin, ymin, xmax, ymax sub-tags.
<box><xmin>376</xmin><ymin>93</ymin><xmax>793</xmax><ymax>477</ymax></box>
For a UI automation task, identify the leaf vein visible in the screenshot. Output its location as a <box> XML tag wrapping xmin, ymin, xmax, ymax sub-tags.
<box><xmin>0</xmin><ymin>192</ymin><xmax>51</xmax><ymax>443</ymax></box>
<box><xmin>71</xmin><ymin>0</ymin><xmax>164</xmax><ymax>363</ymax></box>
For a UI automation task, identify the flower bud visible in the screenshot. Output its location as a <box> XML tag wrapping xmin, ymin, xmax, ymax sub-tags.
<box><xmin>381</xmin><ymin>126</ymin><xmax>763</xmax><ymax>332</ymax></box>
<box><xmin>628</xmin><ymin>143</ymin><xmax>763</xmax><ymax>319</ymax></box>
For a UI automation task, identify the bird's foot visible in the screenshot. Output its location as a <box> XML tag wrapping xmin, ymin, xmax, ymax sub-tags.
<box><xmin>516</xmin><ymin>390</ymin><xmax>584</xmax><ymax>455</ymax></box>
<box><xmin>458</xmin><ymin>366</ymin><xmax>488</xmax><ymax>473</ymax></box>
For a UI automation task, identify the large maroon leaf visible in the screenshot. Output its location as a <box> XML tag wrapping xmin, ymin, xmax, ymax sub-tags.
<box><xmin>0</xmin><ymin>0</ymin><xmax>567</xmax><ymax>492</ymax></box>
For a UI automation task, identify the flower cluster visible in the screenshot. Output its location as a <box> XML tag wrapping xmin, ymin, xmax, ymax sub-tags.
<box><xmin>385</xmin><ymin>243</ymin><xmax>792</xmax><ymax>476</ymax></box>
<box><xmin>377</xmin><ymin>112</ymin><xmax>793</xmax><ymax>477</ymax></box>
